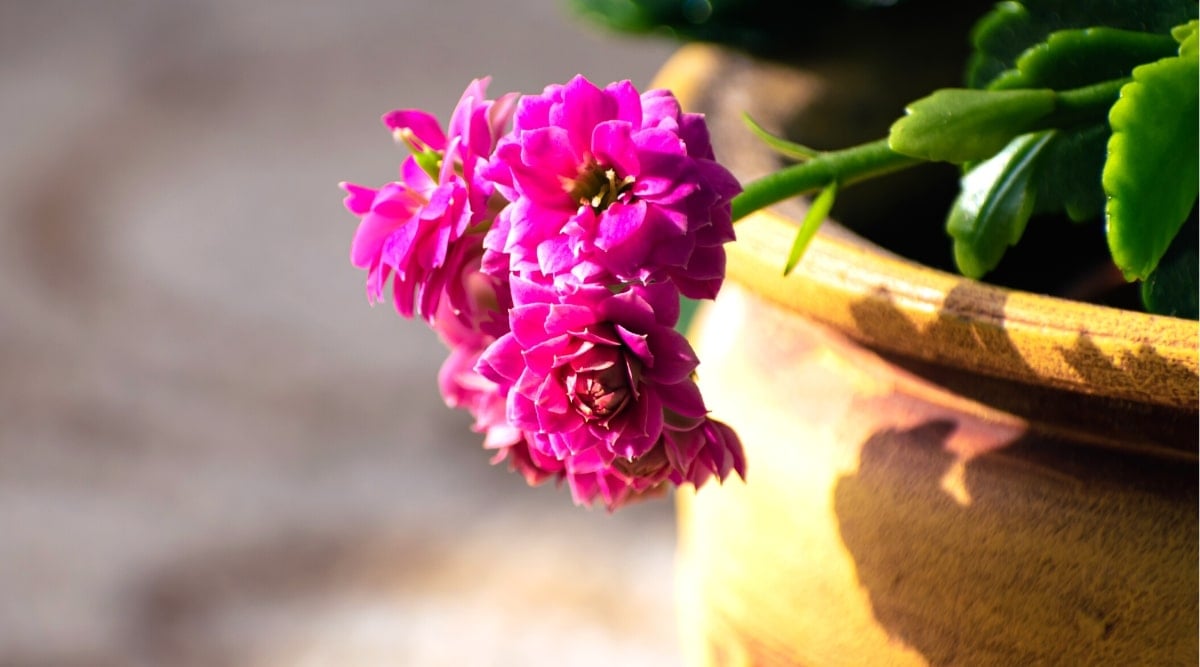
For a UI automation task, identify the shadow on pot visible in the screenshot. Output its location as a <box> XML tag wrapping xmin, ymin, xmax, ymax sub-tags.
<box><xmin>834</xmin><ymin>417</ymin><xmax>1198</xmax><ymax>665</ymax></box>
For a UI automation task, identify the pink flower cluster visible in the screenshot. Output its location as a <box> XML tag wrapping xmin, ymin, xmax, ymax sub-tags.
<box><xmin>341</xmin><ymin>76</ymin><xmax>745</xmax><ymax>510</ymax></box>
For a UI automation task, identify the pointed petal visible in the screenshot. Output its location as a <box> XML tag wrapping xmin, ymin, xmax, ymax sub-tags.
<box><xmin>643</xmin><ymin>326</ymin><xmax>699</xmax><ymax>384</ymax></box>
<box><xmin>476</xmin><ymin>333</ymin><xmax>526</xmax><ymax>384</ymax></box>
<box><xmin>656</xmin><ymin>378</ymin><xmax>708</xmax><ymax>420</ymax></box>
<box><xmin>382</xmin><ymin>109</ymin><xmax>447</xmax><ymax>151</ymax></box>
<box><xmin>340</xmin><ymin>182</ymin><xmax>377</xmax><ymax>215</ymax></box>
<box><xmin>556</xmin><ymin>75</ymin><xmax>613</xmax><ymax>160</ymax></box>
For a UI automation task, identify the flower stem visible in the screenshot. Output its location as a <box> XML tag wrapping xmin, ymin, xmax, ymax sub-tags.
<box><xmin>731</xmin><ymin>139</ymin><xmax>921</xmax><ymax>222</ymax></box>
<box><xmin>730</xmin><ymin>77</ymin><xmax>1130</xmax><ymax>224</ymax></box>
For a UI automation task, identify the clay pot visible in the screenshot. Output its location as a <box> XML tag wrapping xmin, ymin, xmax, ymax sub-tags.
<box><xmin>655</xmin><ymin>45</ymin><xmax>1199</xmax><ymax>666</ymax></box>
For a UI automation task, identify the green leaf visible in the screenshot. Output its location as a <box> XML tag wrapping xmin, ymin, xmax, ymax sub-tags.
<box><xmin>989</xmin><ymin>27</ymin><xmax>1177</xmax><ymax>91</ymax></box>
<box><xmin>1140</xmin><ymin>214</ymin><xmax>1199</xmax><ymax>318</ymax></box>
<box><xmin>968</xmin><ymin>1</ymin><xmax>1035</xmax><ymax>89</ymax></box>
<box><xmin>1032</xmin><ymin>123</ymin><xmax>1108</xmax><ymax>222</ymax></box>
<box><xmin>1103</xmin><ymin>38</ymin><xmax>1200</xmax><ymax>280</ymax></box>
<box><xmin>1174</xmin><ymin>18</ymin><xmax>1198</xmax><ymax>56</ymax></box>
<box><xmin>742</xmin><ymin>113</ymin><xmax>819</xmax><ymax>161</ymax></box>
<box><xmin>967</xmin><ymin>0</ymin><xmax>1198</xmax><ymax>89</ymax></box>
<box><xmin>947</xmin><ymin>131</ymin><xmax>1056</xmax><ymax>278</ymax></box>
<box><xmin>783</xmin><ymin>181</ymin><xmax>837</xmax><ymax>276</ymax></box>
<box><xmin>889</xmin><ymin>88</ymin><xmax>1055</xmax><ymax>163</ymax></box>
<box><xmin>566</xmin><ymin>0</ymin><xmax>856</xmax><ymax>56</ymax></box>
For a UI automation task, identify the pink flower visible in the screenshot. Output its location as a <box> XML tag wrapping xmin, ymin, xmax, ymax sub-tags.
<box><xmin>439</xmin><ymin>339</ymin><xmax>663</xmax><ymax>509</ymax></box>
<box><xmin>438</xmin><ymin>330</ymin><xmax>695</xmax><ymax>511</ymax></box>
<box><xmin>564</xmin><ymin>415</ymin><xmax>746</xmax><ymax>509</ymax></box>
<box><xmin>438</xmin><ymin>340</ymin><xmax>525</xmax><ymax>452</ymax></box>
<box><xmin>482</xmin><ymin>75</ymin><xmax>741</xmax><ymax>297</ymax></box>
<box><xmin>440</xmin><ymin>343</ymin><xmax>565</xmax><ymax>489</ymax></box>
<box><xmin>341</xmin><ymin>79</ymin><xmax>517</xmax><ymax>323</ymax></box>
<box><xmin>560</xmin><ymin>446</ymin><xmax>669</xmax><ymax>509</ymax></box>
<box><xmin>663</xmin><ymin>416</ymin><xmax>746</xmax><ymax>489</ymax></box>
<box><xmin>472</xmin><ymin>274</ymin><xmax>746</xmax><ymax>507</ymax></box>
<box><xmin>341</xmin><ymin>75</ymin><xmax>746</xmax><ymax>511</ymax></box>
<box><xmin>476</xmin><ymin>277</ymin><xmax>699</xmax><ymax>461</ymax></box>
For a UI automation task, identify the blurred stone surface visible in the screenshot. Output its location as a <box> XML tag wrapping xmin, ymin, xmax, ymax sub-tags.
<box><xmin>0</xmin><ymin>2</ymin><xmax>679</xmax><ymax>664</ymax></box>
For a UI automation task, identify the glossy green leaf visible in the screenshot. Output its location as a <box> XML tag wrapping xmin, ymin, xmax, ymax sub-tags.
<box><xmin>783</xmin><ymin>181</ymin><xmax>837</xmax><ymax>276</ymax></box>
<box><xmin>967</xmin><ymin>0</ymin><xmax>1198</xmax><ymax>88</ymax></box>
<box><xmin>742</xmin><ymin>113</ymin><xmax>818</xmax><ymax>161</ymax></box>
<box><xmin>1103</xmin><ymin>34</ymin><xmax>1199</xmax><ymax>280</ymax></box>
<box><xmin>889</xmin><ymin>88</ymin><xmax>1054</xmax><ymax>163</ymax></box>
<box><xmin>988</xmin><ymin>27</ymin><xmax>1176</xmax><ymax>91</ymax></box>
<box><xmin>1032</xmin><ymin>123</ymin><xmax>1108</xmax><ymax>221</ymax></box>
<box><xmin>947</xmin><ymin>131</ymin><xmax>1056</xmax><ymax>278</ymax></box>
<box><xmin>1140</xmin><ymin>215</ymin><xmax>1199</xmax><ymax>318</ymax></box>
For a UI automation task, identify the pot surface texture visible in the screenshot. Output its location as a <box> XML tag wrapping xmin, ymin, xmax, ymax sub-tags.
<box><xmin>659</xmin><ymin>44</ymin><xmax>1200</xmax><ymax>666</ymax></box>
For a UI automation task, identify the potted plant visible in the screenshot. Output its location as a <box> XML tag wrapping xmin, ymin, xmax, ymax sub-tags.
<box><xmin>338</xmin><ymin>0</ymin><xmax>1197</xmax><ymax>663</ymax></box>
<box><xmin>572</xmin><ymin>0</ymin><xmax>1198</xmax><ymax>664</ymax></box>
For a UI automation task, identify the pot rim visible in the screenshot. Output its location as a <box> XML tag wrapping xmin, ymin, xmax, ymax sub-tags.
<box><xmin>654</xmin><ymin>44</ymin><xmax>1199</xmax><ymax>409</ymax></box>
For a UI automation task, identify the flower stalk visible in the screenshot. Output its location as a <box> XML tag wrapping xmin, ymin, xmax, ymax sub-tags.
<box><xmin>733</xmin><ymin>75</ymin><xmax>1132</xmax><ymax>225</ymax></box>
<box><xmin>731</xmin><ymin>139</ymin><xmax>919</xmax><ymax>222</ymax></box>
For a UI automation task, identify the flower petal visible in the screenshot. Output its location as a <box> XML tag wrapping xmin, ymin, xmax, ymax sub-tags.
<box><xmin>556</xmin><ymin>75</ymin><xmax>613</xmax><ymax>160</ymax></box>
<box><xmin>643</xmin><ymin>325</ymin><xmax>699</xmax><ymax>384</ymax></box>
<box><xmin>382</xmin><ymin>109</ymin><xmax>447</xmax><ymax>151</ymax></box>
<box><xmin>592</xmin><ymin>120</ymin><xmax>640</xmax><ymax>180</ymax></box>
<box><xmin>476</xmin><ymin>333</ymin><xmax>525</xmax><ymax>384</ymax></box>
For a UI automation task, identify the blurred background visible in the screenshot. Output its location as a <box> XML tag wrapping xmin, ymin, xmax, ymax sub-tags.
<box><xmin>0</xmin><ymin>1</ymin><xmax>682</xmax><ymax>664</ymax></box>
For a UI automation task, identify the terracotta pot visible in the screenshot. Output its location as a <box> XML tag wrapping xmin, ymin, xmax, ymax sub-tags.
<box><xmin>655</xmin><ymin>45</ymin><xmax>1199</xmax><ymax>666</ymax></box>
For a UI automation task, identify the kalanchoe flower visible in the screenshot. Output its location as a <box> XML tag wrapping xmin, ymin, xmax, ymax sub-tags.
<box><xmin>341</xmin><ymin>78</ymin><xmax>517</xmax><ymax>324</ymax></box>
<box><xmin>441</xmin><ymin>348</ymin><xmax>564</xmax><ymax>490</ymax></box>
<box><xmin>489</xmin><ymin>432</ymin><xmax>673</xmax><ymax>511</ymax></box>
<box><xmin>342</xmin><ymin>75</ymin><xmax>745</xmax><ymax>511</ymax></box>
<box><xmin>482</xmin><ymin>75</ymin><xmax>742</xmax><ymax>297</ymax></box>
<box><xmin>438</xmin><ymin>328</ymin><xmax>674</xmax><ymax>510</ymax></box>
<box><xmin>663</xmin><ymin>416</ymin><xmax>746</xmax><ymax>489</ymax></box>
<box><xmin>477</xmin><ymin>277</ymin><xmax>689</xmax><ymax>460</ymax></box>
<box><xmin>560</xmin><ymin>446</ymin><xmax>670</xmax><ymax>509</ymax></box>
<box><xmin>474</xmin><ymin>276</ymin><xmax>745</xmax><ymax>507</ymax></box>
<box><xmin>433</xmin><ymin>292</ymin><xmax>560</xmax><ymax>487</ymax></box>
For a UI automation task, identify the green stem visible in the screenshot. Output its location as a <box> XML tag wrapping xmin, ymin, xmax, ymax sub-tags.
<box><xmin>729</xmin><ymin>76</ymin><xmax>1130</xmax><ymax>223</ymax></box>
<box><xmin>1044</xmin><ymin>77</ymin><xmax>1130</xmax><ymax>128</ymax></box>
<box><xmin>731</xmin><ymin>139</ymin><xmax>920</xmax><ymax>221</ymax></box>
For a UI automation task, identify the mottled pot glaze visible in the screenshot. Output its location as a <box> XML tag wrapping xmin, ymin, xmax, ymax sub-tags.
<box><xmin>657</xmin><ymin>45</ymin><xmax>1200</xmax><ymax>666</ymax></box>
